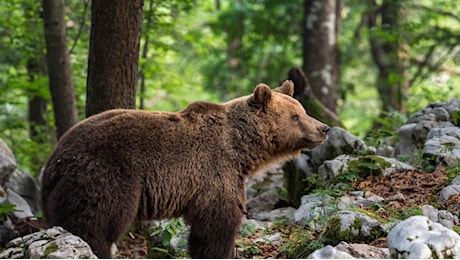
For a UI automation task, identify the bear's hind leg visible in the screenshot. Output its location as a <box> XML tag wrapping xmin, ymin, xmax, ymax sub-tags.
<box><xmin>187</xmin><ymin>209</ymin><xmax>241</xmax><ymax>258</ymax></box>
<box><xmin>84</xmin><ymin>235</ymin><xmax>112</xmax><ymax>259</ymax></box>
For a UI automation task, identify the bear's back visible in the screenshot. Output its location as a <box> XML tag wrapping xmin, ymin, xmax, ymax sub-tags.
<box><xmin>46</xmin><ymin>105</ymin><xmax>234</xmax><ymax>180</ymax></box>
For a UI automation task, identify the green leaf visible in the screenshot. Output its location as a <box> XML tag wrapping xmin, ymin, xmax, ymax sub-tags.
<box><xmin>162</xmin><ymin>231</ymin><xmax>171</xmax><ymax>247</ymax></box>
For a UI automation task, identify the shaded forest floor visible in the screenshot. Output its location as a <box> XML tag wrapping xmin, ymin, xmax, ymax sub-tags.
<box><xmin>116</xmin><ymin>167</ymin><xmax>457</xmax><ymax>259</ymax></box>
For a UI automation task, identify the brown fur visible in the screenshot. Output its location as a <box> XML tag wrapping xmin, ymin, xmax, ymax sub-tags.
<box><xmin>41</xmin><ymin>81</ymin><xmax>329</xmax><ymax>258</ymax></box>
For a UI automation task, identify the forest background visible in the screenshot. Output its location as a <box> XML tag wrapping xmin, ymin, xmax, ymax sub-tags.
<box><xmin>0</xmin><ymin>0</ymin><xmax>459</xmax><ymax>177</ymax></box>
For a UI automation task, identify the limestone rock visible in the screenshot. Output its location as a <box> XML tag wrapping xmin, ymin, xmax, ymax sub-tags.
<box><xmin>307</xmin><ymin>244</ymin><xmax>354</xmax><ymax>259</ymax></box>
<box><xmin>334</xmin><ymin>241</ymin><xmax>390</xmax><ymax>259</ymax></box>
<box><xmin>439</xmin><ymin>185</ymin><xmax>460</xmax><ymax>203</ymax></box>
<box><xmin>0</xmin><ymin>226</ymin><xmax>97</xmax><ymax>259</ymax></box>
<box><xmin>387</xmin><ymin>215</ymin><xmax>460</xmax><ymax>259</ymax></box>
<box><xmin>323</xmin><ymin>210</ymin><xmax>386</xmax><ymax>244</ymax></box>
<box><xmin>311</xmin><ymin>127</ymin><xmax>367</xmax><ymax>170</ymax></box>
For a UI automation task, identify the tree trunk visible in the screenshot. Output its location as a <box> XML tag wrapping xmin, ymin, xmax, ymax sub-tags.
<box><xmin>42</xmin><ymin>0</ymin><xmax>79</xmax><ymax>139</ymax></box>
<box><xmin>27</xmin><ymin>58</ymin><xmax>48</xmax><ymax>174</ymax></box>
<box><xmin>288</xmin><ymin>67</ymin><xmax>343</xmax><ymax>127</ymax></box>
<box><xmin>85</xmin><ymin>0</ymin><xmax>144</xmax><ymax>117</ymax></box>
<box><xmin>225</xmin><ymin>0</ymin><xmax>245</xmax><ymax>97</ymax></box>
<box><xmin>367</xmin><ymin>0</ymin><xmax>409</xmax><ymax>118</ymax></box>
<box><xmin>303</xmin><ymin>0</ymin><xmax>341</xmax><ymax>114</ymax></box>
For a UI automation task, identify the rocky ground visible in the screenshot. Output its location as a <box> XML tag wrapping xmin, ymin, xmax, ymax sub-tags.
<box><xmin>115</xmin><ymin>166</ymin><xmax>455</xmax><ymax>259</ymax></box>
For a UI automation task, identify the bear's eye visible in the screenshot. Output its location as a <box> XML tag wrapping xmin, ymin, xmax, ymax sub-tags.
<box><xmin>292</xmin><ymin>115</ymin><xmax>299</xmax><ymax>121</ymax></box>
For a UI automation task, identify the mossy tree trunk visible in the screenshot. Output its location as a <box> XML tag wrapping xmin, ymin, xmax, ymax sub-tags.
<box><xmin>288</xmin><ymin>67</ymin><xmax>343</xmax><ymax>127</ymax></box>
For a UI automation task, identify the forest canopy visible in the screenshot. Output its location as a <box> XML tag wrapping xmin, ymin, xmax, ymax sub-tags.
<box><xmin>0</xmin><ymin>0</ymin><xmax>459</xmax><ymax>174</ymax></box>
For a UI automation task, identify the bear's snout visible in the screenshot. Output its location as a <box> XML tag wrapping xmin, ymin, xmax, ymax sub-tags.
<box><xmin>319</xmin><ymin>125</ymin><xmax>330</xmax><ymax>135</ymax></box>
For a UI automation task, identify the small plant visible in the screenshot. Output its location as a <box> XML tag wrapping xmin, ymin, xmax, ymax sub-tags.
<box><xmin>240</xmin><ymin>221</ymin><xmax>258</xmax><ymax>237</ymax></box>
<box><xmin>365</xmin><ymin>110</ymin><xmax>405</xmax><ymax>148</ymax></box>
<box><xmin>0</xmin><ymin>203</ymin><xmax>18</xmax><ymax>222</ymax></box>
<box><xmin>148</xmin><ymin>218</ymin><xmax>187</xmax><ymax>258</ymax></box>
<box><xmin>446</xmin><ymin>163</ymin><xmax>460</xmax><ymax>182</ymax></box>
<box><xmin>278</xmin><ymin>225</ymin><xmax>323</xmax><ymax>258</ymax></box>
<box><xmin>236</xmin><ymin>241</ymin><xmax>263</xmax><ymax>258</ymax></box>
<box><xmin>387</xmin><ymin>207</ymin><xmax>423</xmax><ymax>222</ymax></box>
<box><xmin>452</xmin><ymin>110</ymin><xmax>460</xmax><ymax>125</ymax></box>
<box><xmin>347</xmin><ymin>156</ymin><xmax>391</xmax><ymax>178</ymax></box>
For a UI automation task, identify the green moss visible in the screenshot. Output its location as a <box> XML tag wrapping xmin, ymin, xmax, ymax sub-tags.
<box><xmin>347</xmin><ymin>155</ymin><xmax>391</xmax><ymax>178</ymax></box>
<box><xmin>452</xmin><ymin>225</ymin><xmax>460</xmax><ymax>233</ymax></box>
<box><xmin>43</xmin><ymin>242</ymin><xmax>59</xmax><ymax>257</ymax></box>
<box><xmin>351</xmin><ymin>207</ymin><xmax>388</xmax><ymax>223</ymax></box>
<box><xmin>323</xmin><ymin>216</ymin><xmax>356</xmax><ymax>244</ymax></box>
<box><xmin>323</xmin><ymin>213</ymin><xmax>386</xmax><ymax>245</ymax></box>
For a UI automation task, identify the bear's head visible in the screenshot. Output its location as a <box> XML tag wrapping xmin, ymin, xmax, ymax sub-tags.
<box><xmin>249</xmin><ymin>80</ymin><xmax>330</xmax><ymax>154</ymax></box>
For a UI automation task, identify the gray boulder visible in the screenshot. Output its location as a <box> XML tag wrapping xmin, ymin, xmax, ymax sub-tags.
<box><xmin>294</xmin><ymin>194</ymin><xmax>336</xmax><ymax>227</ymax></box>
<box><xmin>4</xmin><ymin>188</ymin><xmax>34</xmax><ymax>220</ymax></box>
<box><xmin>4</xmin><ymin>170</ymin><xmax>41</xmax><ymax>214</ymax></box>
<box><xmin>323</xmin><ymin>210</ymin><xmax>386</xmax><ymax>244</ymax></box>
<box><xmin>246</xmin><ymin>190</ymin><xmax>280</xmax><ymax>219</ymax></box>
<box><xmin>439</xmin><ymin>184</ymin><xmax>460</xmax><ymax>203</ymax></box>
<box><xmin>407</xmin><ymin>99</ymin><xmax>460</xmax><ymax>124</ymax></box>
<box><xmin>452</xmin><ymin>175</ymin><xmax>460</xmax><ymax>185</ymax></box>
<box><xmin>338</xmin><ymin>191</ymin><xmax>385</xmax><ymax>209</ymax></box>
<box><xmin>0</xmin><ymin>226</ymin><xmax>97</xmax><ymax>259</ymax></box>
<box><xmin>310</xmin><ymin>127</ymin><xmax>367</xmax><ymax>170</ymax></box>
<box><xmin>307</xmin><ymin>244</ymin><xmax>354</xmax><ymax>259</ymax></box>
<box><xmin>317</xmin><ymin>154</ymin><xmax>355</xmax><ymax>184</ymax></box>
<box><xmin>395</xmin><ymin>99</ymin><xmax>460</xmax><ymax>162</ymax></box>
<box><xmin>318</xmin><ymin>154</ymin><xmax>414</xmax><ymax>185</ymax></box>
<box><xmin>387</xmin><ymin>215</ymin><xmax>460</xmax><ymax>259</ymax></box>
<box><xmin>422</xmin><ymin>204</ymin><xmax>459</xmax><ymax>229</ymax></box>
<box><xmin>395</xmin><ymin>121</ymin><xmax>442</xmax><ymax>159</ymax></box>
<box><xmin>251</xmin><ymin>207</ymin><xmax>296</xmax><ymax>223</ymax></box>
<box><xmin>307</xmin><ymin>241</ymin><xmax>389</xmax><ymax>259</ymax></box>
<box><xmin>423</xmin><ymin>135</ymin><xmax>460</xmax><ymax>167</ymax></box>
<box><xmin>334</xmin><ymin>241</ymin><xmax>390</xmax><ymax>258</ymax></box>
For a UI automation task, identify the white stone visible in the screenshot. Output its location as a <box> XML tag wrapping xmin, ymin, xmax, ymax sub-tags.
<box><xmin>307</xmin><ymin>245</ymin><xmax>354</xmax><ymax>259</ymax></box>
<box><xmin>0</xmin><ymin>226</ymin><xmax>97</xmax><ymax>259</ymax></box>
<box><xmin>387</xmin><ymin>216</ymin><xmax>460</xmax><ymax>259</ymax></box>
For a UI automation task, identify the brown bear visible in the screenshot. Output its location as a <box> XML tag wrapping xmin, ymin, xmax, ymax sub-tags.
<box><xmin>41</xmin><ymin>80</ymin><xmax>329</xmax><ymax>258</ymax></box>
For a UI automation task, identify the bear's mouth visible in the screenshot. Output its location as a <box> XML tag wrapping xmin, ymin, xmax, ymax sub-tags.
<box><xmin>302</xmin><ymin>136</ymin><xmax>328</xmax><ymax>148</ymax></box>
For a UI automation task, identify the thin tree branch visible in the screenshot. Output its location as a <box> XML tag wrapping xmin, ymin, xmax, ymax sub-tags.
<box><xmin>409</xmin><ymin>3</ymin><xmax>460</xmax><ymax>22</ymax></box>
<box><xmin>409</xmin><ymin>44</ymin><xmax>459</xmax><ymax>85</ymax></box>
<box><xmin>138</xmin><ymin>0</ymin><xmax>158</xmax><ymax>109</ymax></box>
<box><xmin>409</xmin><ymin>44</ymin><xmax>436</xmax><ymax>86</ymax></box>
<box><xmin>69</xmin><ymin>0</ymin><xmax>89</xmax><ymax>54</ymax></box>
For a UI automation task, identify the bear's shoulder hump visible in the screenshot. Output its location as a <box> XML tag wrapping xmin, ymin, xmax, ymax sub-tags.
<box><xmin>181</xmin><ymin>101</ymin><xmax>223</xmax><ymax>115</ymax></box>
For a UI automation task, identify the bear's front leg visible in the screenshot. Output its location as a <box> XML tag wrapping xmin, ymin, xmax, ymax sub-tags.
<box><xmin>186</xmin><ymin>205</ymin><xmax>242</xmax><ymax>258</ymax></box>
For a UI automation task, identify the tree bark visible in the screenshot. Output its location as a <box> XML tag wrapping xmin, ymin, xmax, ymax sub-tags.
<box><xmin>42</xmin><ymin>0</ymin><xmax>79</xmax><ymax>139</ymax></box>
<box><xmin>85</xmin><ymin>0</ymin><xmax>144</xmax><ymax>117</ymax></box>
<box><xmin>367</xmin><ymin>0</ymin><xmax>409</xmax><ymax>118</ymax></box>
<box><xmin>288</xmin><ymin>67</ymin><xmax>343</xmax><ymax>127</ymax></box>
<box><xmin>303</xmin><ymin>0</ymin><xmax>341</xmax><ymax>114</ymax></box>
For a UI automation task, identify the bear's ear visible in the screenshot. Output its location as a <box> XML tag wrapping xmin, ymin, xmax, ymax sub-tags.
<box><xmin>250</xmin><ymin>83</ymin><xmax>272</xmax><ymax>108</ymax></box>
<box><xmin>274</xmin><ymin>80</ymin><xmax>294</xmax><ymax>97</ymax></box>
